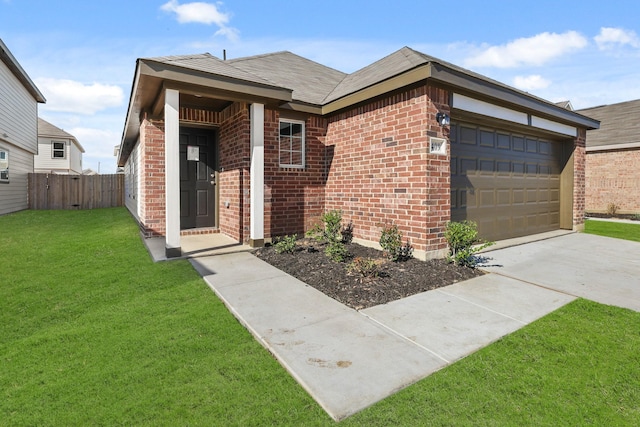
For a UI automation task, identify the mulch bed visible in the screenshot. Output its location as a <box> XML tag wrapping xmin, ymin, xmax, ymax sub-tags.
<box><xmin>254</xmin><ymin>239</ymin><xmax>484</xmax><ymax>310</ymax></box>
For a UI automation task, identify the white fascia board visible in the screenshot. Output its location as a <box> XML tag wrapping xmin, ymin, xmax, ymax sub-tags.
<box><xmin>531</xmin><ymin>116</ymin><xmax>577</xmax><ymax>137</ymax></box>
<box><xmin>452</xmin><ymin>93</ymin><xmax>528</xmax><ymax>125</ymax></box>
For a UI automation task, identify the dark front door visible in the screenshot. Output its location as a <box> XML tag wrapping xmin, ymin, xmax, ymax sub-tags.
<box><xmin>180</xmin><ymin>127</ymin><xmax>217</xmax><ymax>229</ymax></box>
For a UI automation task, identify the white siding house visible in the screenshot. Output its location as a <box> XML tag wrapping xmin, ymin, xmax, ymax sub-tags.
<box><xmin>35</xmin><ymin>118</ymin><xmax>84</xmax><ymax>174</ymax></box>
<box><xmin>0</xmin><ymin>39</ymin><xmax>46</xmax><ymax>215</ymax></box>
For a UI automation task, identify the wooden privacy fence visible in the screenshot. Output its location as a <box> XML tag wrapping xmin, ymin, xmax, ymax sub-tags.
<box><xmin>29</xmin><ymin>173</ymin><xmax>124</xmax><ymax>210</ymax></box>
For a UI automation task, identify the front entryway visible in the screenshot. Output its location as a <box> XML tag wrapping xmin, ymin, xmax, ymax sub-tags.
<box><xmin>179</xmin><ymin>127</ymin><xmax>217</xmax><ymax>229</ymax></box>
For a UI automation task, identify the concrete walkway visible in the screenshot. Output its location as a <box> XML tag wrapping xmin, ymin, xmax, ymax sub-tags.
<box><xmin>190</xmin><ymin>249</ymin><xmax>576</xmax><ymax>420</ymax></box>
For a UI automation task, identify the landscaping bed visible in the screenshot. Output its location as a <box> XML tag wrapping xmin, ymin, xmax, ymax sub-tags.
<box><xmin>254</xmin><ymin>239</ymin><xmax>484</xmax><ymax>310</ymax></box>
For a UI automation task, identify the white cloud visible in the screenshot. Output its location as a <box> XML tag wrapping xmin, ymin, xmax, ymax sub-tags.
<box><xmin>594</xmin><ymin>27</ymin><xmax>640</xmax><ymax>50</ymax></box>
<box><xmin>35</xmin><ymin>78</ymin><xmax>123</xmax><ymax>115</ymax></box>
<box><xmin>161</xmin><ymin>0</ymin><xmax>239</xmax><ymax>41</ymax></box>
<box><xmin>464</xmin><ymin>31</ymin><xmax>588</xmax><ymax>68</ymax></box>
<box><xmin>513</xmin><ymin>74</ymin><xmax>551</xmax><ymax>91</ymax></box>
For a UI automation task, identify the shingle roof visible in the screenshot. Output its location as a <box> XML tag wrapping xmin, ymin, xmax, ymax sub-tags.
<box><xmin>228</xmin><ymin>51</ymin><xmax>346</xmax><ymax>105</ymax></box>
<box><xmin>38</xmin><ymin>117</ymin><xmax>84</xmax><ymax>152</ymax></box>
<box><xmin>577</xmin><ymin>99</ymin><xmax>640</xmax><ymax>148</ymax></box>
<box><xmin>145</xmin><ymin>53</ymin><xmax>284</xmax><ymax>89</ymax></box>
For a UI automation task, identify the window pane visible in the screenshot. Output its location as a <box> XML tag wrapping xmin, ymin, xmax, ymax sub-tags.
<box><xmin>291</xmin><ymin>137</ymin><xmax>302</xmax><ymax>152</ymax></box>
<box><xmin>292</xmin><ymin>123</ymin><xmax>302</xmax><ymax>137</ymax></box>
<box><xmin>291</xmin><ymin>151</ymin><xmax>302</xmax><ymax>165</ymax></box>
<box><xmin>279</xmin><ymin>122</ymin><xmax>291</xmax><ymax>136</ymax></box>
<box><xmin>53</xmin><ymin>142</ymin><xmax>65</xmax><ymax>150</ymax></box>
<box><xmin>53</xmin><ymin>151</ymin><xmax>65</xmax><ymax>158</ymax></box>
<box><xmin>279</xmin><ymin>150</ymin><xmax>290</xmax><ymax>165</ymax></box>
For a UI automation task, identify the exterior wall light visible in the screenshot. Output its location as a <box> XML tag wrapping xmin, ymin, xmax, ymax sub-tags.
<box><xmin>436</xmin><ymin>112</ymin><xmax>450</xmax><ymax>127</ymax></box>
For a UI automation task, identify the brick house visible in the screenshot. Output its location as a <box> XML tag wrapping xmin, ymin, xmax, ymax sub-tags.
<box><xmin>117</xmin><ymin>47</ymin><xmax>599</xmax><ymax>259</ymax></box>
<box><xmin>577</xmin><ymin>99</ymin><xmax>640</xmax><ymax>215</ymax></box>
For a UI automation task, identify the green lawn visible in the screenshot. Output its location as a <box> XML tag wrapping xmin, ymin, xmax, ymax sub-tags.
<box><xmin>585</xmin><ymin>219</ymin><xmax>640</xmax><ymax>242</ymax></box>
<box><xmin>2</xmin><ymin>208</ymin><xmax>639</xmax><ymax>426</ymax></box>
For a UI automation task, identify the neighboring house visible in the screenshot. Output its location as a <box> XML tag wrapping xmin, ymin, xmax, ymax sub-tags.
<box><xmin>118</xmin><ymin>47</ymin><xmax>599</xmax><ymax>259</ymax></box>
<box><xmin>35</xmin><ymin>117</ymin><xmax>84</xmax><ymax>174</ymax></box>
<box><xmin>0</xmin><ymin>38</ymin><xmax>46</xmax><ymax>215</ymax></box>
<box><xmin>577</xmin><ymin>99</ymin><xmax>640</xmax><ymax>215</ymax></box>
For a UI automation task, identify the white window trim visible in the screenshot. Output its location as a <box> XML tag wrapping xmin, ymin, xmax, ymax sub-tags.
<box><xmin>278</xmin><ymin>119</ymin><xmax>305</xmax><ymax>169</ymax></box>
<box><xmin>0</xmin><ymin>149</ymin><xmax>8</xmax><ymax>183</ymax></box>
<box><xmin>52</xmin><ymin>140</ymin><xmax>66</xmax><ymax>159</ymax></box>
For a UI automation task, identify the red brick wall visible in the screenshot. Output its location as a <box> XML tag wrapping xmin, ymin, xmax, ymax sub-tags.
<box><xmin>586</xmin><ymin>148</ymin><xmax>640</xmax><ymax>214</ymax></box>
<box><xmin>264</xmin><ymin>110</ymin><xmax>327</xmax><ymax>238</ymax></box>
<box><xmin>218</xmin><ymin>103</ymin><xmax>250</xmax><ymax>242</ymax></box>
<box><xmin>138</xmin><ymin>117</ymin><xmax>166</xmax><ymax>237</ymax></box>
<box><xmin>323</xmin><ymin>84</ymin><xmax>450</xmax><ymax>258</ymax></box>
<box><xmin>573</xmin><ymin>130</ymin><xmax>586</xmax><ymax>227</ymax></box>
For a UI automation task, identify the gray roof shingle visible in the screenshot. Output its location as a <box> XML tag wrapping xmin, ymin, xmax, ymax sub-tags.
<box><xmin>228</xmin><ymin>51</ymin><xmax>346</xmax><ymax>105</ymax></box>
<box><xmin>144</xmin><ymin>53</ymin><xmax>285</xmax><ymax>89</ymax></box>
<box><xmin>577</xmin><ymin>99</ymin><xmax>640</xmax><ymax>148</ymax></box>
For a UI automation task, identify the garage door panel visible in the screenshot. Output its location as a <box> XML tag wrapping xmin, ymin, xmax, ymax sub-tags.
<box><xmin>451</xmin><ymin>121</ymin><xmax>566</xmax><ymax>241</ymax></box>
<box><xmin>497</xmin><ymin>190</ymin><xmax>510</xmax><ymax>206</ymax></box>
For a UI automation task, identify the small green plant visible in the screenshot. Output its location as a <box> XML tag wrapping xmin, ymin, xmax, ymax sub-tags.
<box><xmin>379</xmin><ymin>223</ymin><xmax>413</xmax><ymax>262</ymax></box>
<box><xmin>324</xmin><ymin>241</ymin><xmax>349</xmax><ymax>262</ymax></box>
<box><xmin>307</xmin><ymin>210</ymin><xmax>351</xmax><ymax>261</ymax></box>
<box><xmin>274</xmin><ymin>234</ymin><xmax>297</xmax><ymax>254</ymax></box>
<box><xmin>607</xmin><ymin>202</ymin><xmax>620</xmax><ymax>216</ymax></box>
<box><xmin>348</xmin><ymin>257</ymin><xmax>380</xmax><ymax>277</ymax></box>
<box><xmin>632</xmin><ymin>213</ymin><xmax>640</xmax><ymax>221</ymax></box>
<box><xmin>444</xmin><ymin>220</ymin><xmax>494</xmax><ymax>267</ymax></box>
<box><xmin>307</xmin><ymin>210</ymin><xmax>344</xmax><ymax>243</ymax></box>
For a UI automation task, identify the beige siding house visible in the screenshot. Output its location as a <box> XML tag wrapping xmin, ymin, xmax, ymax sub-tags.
<box><xmin>35</xmin><ymin>118</ymin><xmax>84</xmax><ymax>174</ymax></box>
<box><xmin>0</xmin><ymin>39</ymin><xmax>46</xmax><ymax>215</ymax></box>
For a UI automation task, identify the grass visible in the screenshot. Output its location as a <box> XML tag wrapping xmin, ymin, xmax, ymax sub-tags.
<box><xmin>1</xmin><ymin>208</ymin><xmax>639</xmax><ymax>425</ymax></box>
<box><xmin>585</xmin><ymin>218</ymin><xmax>640</xmax><ymax>242</ymax></box>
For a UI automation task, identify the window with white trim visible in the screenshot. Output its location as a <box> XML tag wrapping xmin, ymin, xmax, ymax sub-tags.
<box><xmin>279</xmin><ymin>119</ymin><xmax>305</xmax><ymax>168</ymax></box>
<box><xmin>52</xmin><ymin>140</ymin><xmax>66</xmax><ymax>159</ymax></box>
<box><xmin>0</xmin><ymin>150</ymin><xmax>8</xmax><ymax>182</ymax></box>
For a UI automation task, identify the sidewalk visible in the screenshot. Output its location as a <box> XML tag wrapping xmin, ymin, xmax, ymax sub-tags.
<box><xmin>189</xmin><ymin>252</ymin><xmax>574</xmax><ymax>421</ymax></box>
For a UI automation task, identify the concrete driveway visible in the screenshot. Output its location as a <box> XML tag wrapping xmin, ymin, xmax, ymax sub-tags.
<box><xmin>478</xmin><ymin>233</ymin><xmax>640</xmax><ymax>312</ymax></box>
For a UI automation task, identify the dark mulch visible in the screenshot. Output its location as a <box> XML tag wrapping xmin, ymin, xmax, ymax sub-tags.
<box><xmin>254</xmin><ymin>239</ymin><xmax>484</xmax><ymax>310</ymax></box>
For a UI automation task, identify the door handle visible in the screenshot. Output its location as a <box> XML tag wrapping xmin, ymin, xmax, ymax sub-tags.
<box><xmin>210</xmin><ymin>173</ymin><xmax>216</xmax><ymax>185</ymax></box>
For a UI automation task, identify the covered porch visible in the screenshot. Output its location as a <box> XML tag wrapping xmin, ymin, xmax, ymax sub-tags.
<box><xmin>119</xmin><ymin>54</ymin><xmax>295</xmax><ymax>258</ymax></box>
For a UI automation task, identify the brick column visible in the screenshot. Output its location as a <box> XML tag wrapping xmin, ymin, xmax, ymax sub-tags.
<box><xmin>573</xmin><ymin>128</ymin><xmax>586</xmax><ymax>231</ymax></box>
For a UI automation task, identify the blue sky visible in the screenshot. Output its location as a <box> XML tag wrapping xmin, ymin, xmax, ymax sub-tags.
<box><xmin>2</xmin><ymin>0</ymin><xmax>639</xmax><ymax>174</ymax></box>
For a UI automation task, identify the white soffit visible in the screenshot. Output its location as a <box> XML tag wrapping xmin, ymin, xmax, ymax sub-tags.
<box><xmin>453</xmin><ymin>93</ymin><xmax>528</xmax><ymax>125</ymax></box>
<box><xmin>531</xmin><ymin>116</ymin><xmax>577</xmax><ymax>137</ymax></box>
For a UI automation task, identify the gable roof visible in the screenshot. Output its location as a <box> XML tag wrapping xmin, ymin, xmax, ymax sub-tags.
<box><xmin>38</xmin><ymin>117</ymin><xmax>85</xmax><ymax>152</ymax></box>
<box><xmin>146</xmin><ymin>53</ymin><xmax>282</xmax><ymax>88</ymax></box>
<box><xmin>577</xmin><ymin>99</ymin><xmax>640</xmax><ymax>150</ymax></box>
<box><xmin>229</xmin><ymin>51</ymin><xmax>346</xmax><ymax>106</ymax></box>
<box><xmin>0</xmin><ymin>38</ymin><xmax>45</xmax><ymax>103</ymax></box>
<box><xmin>120</xmin><ymin>46</ymin><xmax>600</xmax><ymax>165</ymax></box>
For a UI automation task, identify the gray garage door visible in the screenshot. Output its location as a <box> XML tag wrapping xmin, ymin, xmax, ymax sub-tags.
<box><xmin>450</xmin><ymin>121</ymin><xmax>568</xmax><ymax>242</ymax></box>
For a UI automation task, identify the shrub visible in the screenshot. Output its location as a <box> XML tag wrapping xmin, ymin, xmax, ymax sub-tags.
<box><xmin>307</xmin><ymin>210</ymin><xmax>344</xmax><ymax>243</ymax></box>
<box><xmin>324</xmin><ymin>241</ymin><xmax>349</xmax><ymax>262</ymax></box>
<box><xmin>307</xmin><ymin>210</ymin><xmax>351</xmax><ymax>261</ymax></box>
<box><xmin>341</xmin><ymin>221</ymin><xmax>354</xmax><ymax>244</ymax></box>
<box><xmin>273</xmin><ymin>234</ymin><xmax>297</xmax><ymax>254</ymax></box>
<box><xmin>607</xmin><ymin>202</ymin><xmax>620</xmax><ymax>216</ymax></box>
<box><xmin>379</xmin><ymin>223</ymin><xmax>413</xmax><ymax>262</ymax></box>
<box><xmin>444</xmin><ymin>220</ymin><xmax>494</xmax><ymax>267</ymax></box>
<box><xmin>348</xmin><ymin>257</ymin><xmax>380</xmax><ymax>277</ymax></box>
